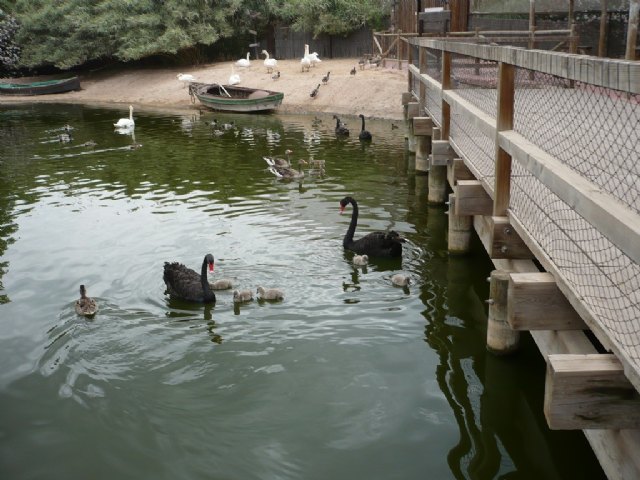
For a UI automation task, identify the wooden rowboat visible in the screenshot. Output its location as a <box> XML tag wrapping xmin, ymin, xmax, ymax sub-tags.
<box><xmin>0</xmin><ymin>76</ymin><xmax>81</xmax><ymax>96</ymax></box>
<box><xmin>189</xmin><ymin>83</ymin><xmax>284</xmax><ymax>113</ymax></box>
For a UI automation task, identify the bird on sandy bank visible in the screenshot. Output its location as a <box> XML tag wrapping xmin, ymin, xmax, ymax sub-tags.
<box><xmin>310</xmin><ymin>84</ymin><xmax>321</xmax><ymax>98</ymax></box>
<box><xmin>177</xmin><ymin>73</ymin><xmax>196</xmax><ymax>88</ymax></box>
<box><xmin>321</xmin><ymin>71</ymin><xmax>331</xmax><ymax>84</ymax></box>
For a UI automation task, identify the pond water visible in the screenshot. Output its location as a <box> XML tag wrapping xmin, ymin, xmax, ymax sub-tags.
<box><xmin>0</xmin><ymin>104</ymin><xmax>605</xmax><ymax>479</ymax></box>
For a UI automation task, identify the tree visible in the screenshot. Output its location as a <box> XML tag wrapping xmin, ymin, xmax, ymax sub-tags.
<box><xmin>0</xmin><ymin>9</ymin><xmax>20</xmax><ymax>75</ymax></box>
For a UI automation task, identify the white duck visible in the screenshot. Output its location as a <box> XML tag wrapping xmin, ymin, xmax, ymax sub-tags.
<box><xmin>236</xmin><ymin>52</ymin><xmax>251</xmax><ymax>67</ymax></box>
<box><xmin>177</xmin><ymin>73</ymin><xmax>195</xmax><ymax>88</ymax></box>
<box><xmin>114</xmin><ymin>105</ymin><xmax>135</xmax><ymax>129</ymax></box>
<box><xmin>309</xmin><ymin>51</ymin><xmax>321</xmax><ymax>67</ymax></box>
<box><xmin>229</xmin><ymin>66</ymin><xmax>241</xmax><ymax>85</ymax></box>
<box><xmin>262</xmin><ymin>50</ymin><xmax>278</xmax><ymax>74</ymax></box>
<box><xmin>300</xmin><ymin>44</ymin><xmax>311</xmax><ymax>72</ymax></box>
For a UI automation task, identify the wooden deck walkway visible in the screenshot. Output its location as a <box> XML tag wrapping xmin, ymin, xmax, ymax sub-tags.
<box><xmin>405</xmin><ymin>38</ymin><xmax>640</xmax><ymax>480</ymax></box>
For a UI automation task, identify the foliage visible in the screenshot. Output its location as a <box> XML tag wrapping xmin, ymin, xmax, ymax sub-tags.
<box><xmin>0</xmin><ymin>10</ymin><xmax>20</xmax><ymax>75</ymax></box>
<box><xmin>271</xmin><ymin>0</ymin><xmax>391</xmax><ymax>36</ymax></box>
<box><xmin>10</xmin><ymin>0</ymin><xmax>390</xmax><ymax>70</ymax></box>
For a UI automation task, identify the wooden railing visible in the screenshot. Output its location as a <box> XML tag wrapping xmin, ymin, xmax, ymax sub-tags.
<box><xmin>406</xmin><ymin>37</ymin><xmax>640</xmax><ymax>480</ymax></box>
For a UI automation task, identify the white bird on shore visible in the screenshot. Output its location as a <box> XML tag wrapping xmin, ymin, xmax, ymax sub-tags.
<box><xmin>309</xmin><ymin>51</ymin><xmax>321</xmax><ymax>67</ymax></box>
<box><xmin>236</xmin><ymin>52</ymin><xmax>251</xmax><ymax>67</ymax></box>
<box><xmin>114</xmin><ymin>105</ymin><xmax>135</xmax><ymax>129</ymax></box>
<box><xmin>301</xmin><ymin>44</ymin><xmax>311</xmax><ymax>72</ymax></box>
<box><xmin>262</xmin><ymin>50</ymin><xmax>278</xmax><ymax>74</ymax></box>
<box><xmin>229</xmin><ymin>66</ymin><xmax>241</xmax><ymax>85</ymax></box>
<box><xmin>177</xmin><ymin>73</ymin><xmax>195</xmax><ymax>88</ymax></box>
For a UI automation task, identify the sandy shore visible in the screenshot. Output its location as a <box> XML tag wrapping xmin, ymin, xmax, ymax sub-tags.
<box><xmin>2</xmin><ymin>58</ymin><xmax>408</xmax><ymax>120</ymax></box>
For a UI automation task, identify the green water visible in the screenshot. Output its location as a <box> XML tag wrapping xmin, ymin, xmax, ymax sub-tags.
<box><xmin>0</xmin><ymin>104</ymin><xmax>604</xmax><ymax>479</ymax></box>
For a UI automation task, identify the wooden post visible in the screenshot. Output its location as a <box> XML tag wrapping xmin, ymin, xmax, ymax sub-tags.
<box><xmin>494</xmin><ymin>63</ymin><xmax>515</xmax><ymax>217</ymax></box>
<box><xmin>528</xmin><ymin>0</ymin><xmax>536</xmax><ymax>51</ymax></box>
<box><xmin>626</xmin><ymin>0</ymin><xmax>639</xmax><ymax>60</ymax></box>
<box><xmin>419</xmin><ymin>46</ymin><xmax>427</xmax><ymax>114</ymax></box>
<box><xmin>441</xmin><ymin>51</ymin><xmax>452</xmax><ymax>140</ymax></box>
<box><xmin>599</xmin><ymin>0</ymin><xmax>609</xmax><ymax>57</ymax></box>
<box><xmin>407</xmin><ymin>40</ymin><xmax>413</xmax><ymax>91</ymax></box>
<box><xmin>428</xmin><ymin>160</ymin><xmax>447</xmax><ymax>203</ymax></box>
<box><xmin>448</xmin><ymin>193</ymin><xmax>472</xmax><ymax>254</ymax></box>
<box><xmin>405</xmin><ymin>102</ymin><xmax>419</xmax><ymax>152</ymax></box>
<box><xmin>487</xmin><ymin>270</ymin><xmax>520</xmax><ymax>355</ymax></box>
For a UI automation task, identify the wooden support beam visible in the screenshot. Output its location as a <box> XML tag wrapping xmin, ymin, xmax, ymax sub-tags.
<box><xmin>447</xmin><ymin>158</ymin><xmax>475</xmax><ymax>188</ymax></box>
<box><xmin>490</xmin><ymin>216</ymin><xmax>534</xmax><ymax>259</ymax></box>
<box><xmin>406</xmin><ymin>101</ymin><xmax>420</xmax><ymax>119</ymax></box>
<box><xmin>494</xmin><ymin>62</ymin><xmax>515</xmax><ymax>217</ymax></box>
<box><xmin>544</xmin><ymin>354</ymin><xmax>640</xmax><ymax>430</ymax></box>
<box><xmin>508</xmin><ymin>272</ymin><xmax>587</xmax><ymax>330</ymax></box>
<box><xmin>401</xmin><ymin>92</ymin><xmax>413</xmax><ymax>105</ymax></box>
<box><xmin>413</xmin><ymin>117</ymin><xmax>433</xmax><ymax>136</ymax></box>
<box><xmin>431</xmin><ymin>140</ymin><xmax>454</xmax><ymax>166</ymax></box>
<box><xmin>455</xmin><ymin>180</ymin><xmax>493</xmax><ymax>216</ymax></box>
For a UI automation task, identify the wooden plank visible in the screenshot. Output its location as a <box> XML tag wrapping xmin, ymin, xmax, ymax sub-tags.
<box><xmin>508</xmin><ymin>272</ymin><xmax>587</xmax><ymax>330</ymax></box>
<box><xmin>499</xmin><ymin>130</ymin><xmax>640</xmax><ymax>266</ymax></box>
<box><xmin>544</xmin><ymin>354</ymin><xmax>640</xmax><ymax>430</ymax></box>
<box><xmin>447</xmin><ymin>158</ymin><xmax>475</xmax><ymax>187</ymax></box>
<box><xmin>455</xmin><ymin>180</ymin><xmax>493</xmax><ymax>216</ymax></box>
<box><xmin>490</xmin><ymin>216</ymin><xmax>534</xmax><ymax>259</ymax></box>
<box><xmin>407</xmin><ymin>38</ymin><xmax>640</xmax><ymax>94</ymax></box>
<box><xmin>412</xmin><ymin>117</ymin><xmax>433</xmax><ymax>136</ymax></box>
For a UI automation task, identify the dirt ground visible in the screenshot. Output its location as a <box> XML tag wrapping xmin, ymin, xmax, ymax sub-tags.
<box><xmin>2</xmin><ymin>58</ymin><xmax>408</xmax><ymax>120</ymax></box>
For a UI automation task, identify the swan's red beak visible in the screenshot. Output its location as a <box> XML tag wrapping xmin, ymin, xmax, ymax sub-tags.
<box><xmin>209</xmin><ymin>263</ymin><xmax>214</xmax><ymax>272</ymax></box>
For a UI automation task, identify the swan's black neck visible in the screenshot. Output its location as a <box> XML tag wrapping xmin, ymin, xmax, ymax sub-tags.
<box><xmin>343</xmin><ymin>197</ymin><xmax>358</xmax><ymax>247</ymax></box>
<box><xmin>360</xmin><ymin>115</ymin><xmax>366</xmax><ymax>132</ymax></box>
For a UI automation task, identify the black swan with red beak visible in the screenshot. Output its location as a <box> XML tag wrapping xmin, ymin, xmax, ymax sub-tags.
<box><xmin>163</xmin><ymin>254</ymin><xmax>216</xmax><ymax>303</ymax></box>
<box><xmin>339</xmin><ymin>196</ymin><xmax>405</xmax><ymax>257</ymax></box>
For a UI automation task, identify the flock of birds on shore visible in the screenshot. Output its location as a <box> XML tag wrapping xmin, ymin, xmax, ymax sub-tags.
<box><xmin>75</xmin><ymin>195</ymin><xmax>411</xmax><ymax>317</ymax></box>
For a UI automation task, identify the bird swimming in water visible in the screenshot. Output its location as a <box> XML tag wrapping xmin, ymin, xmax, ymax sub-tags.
<box><xmin>163</xmin><ymin>254</ymin><xmax>216</xmax><ymax>303</ymax></box>
<box><xmin>257</xmin><ymin>286</ymin><xmax>284</xmax><ymax>300</ymax></box>
<box><xmin>75</xmin><ymin>285</ymin><xmax>98</xmax><ymax>316</ymax></box>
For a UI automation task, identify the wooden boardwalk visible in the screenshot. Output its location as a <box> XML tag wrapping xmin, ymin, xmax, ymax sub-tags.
<box><xmin>405</xmin><ymin>38</ymin><xmax>640</xmax><ymax>480</ymax></box>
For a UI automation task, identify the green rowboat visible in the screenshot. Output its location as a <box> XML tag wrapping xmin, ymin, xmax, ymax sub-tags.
<box><xmin>0</xmin><ymin>76</ymin><xmax>81</xmax><ymax>96</ymax></box>
<box><xmin>190</xmin><ymin>83</ymin><xmax>284</xmax><ymax>113</ymax></box>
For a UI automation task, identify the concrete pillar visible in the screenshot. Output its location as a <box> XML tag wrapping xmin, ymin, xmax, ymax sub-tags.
<box><xmin>487</xmin><ymin>270</ymin><xmax>520</xmax><ymax>355</ymax></box>
<box><xmin>415</xmin><ymin>135</ymin><xmax>431</xmax><ymax>173</ymax></box>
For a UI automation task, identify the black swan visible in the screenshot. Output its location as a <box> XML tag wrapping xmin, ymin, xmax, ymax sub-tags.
<box><xmin>339</xmin><ymin>196</ymin><xmax>405</xmax><ymax>258</ymax></box>
<box><xmin>333</xmin><ymin>115</ymin><xmax>349</xmax><ymax>136</ymax></box>
<box><xmin>163</xmin><ymin>254</ymin><xmax>216</xmax><ymax>303</ymax></box>
<box><xmin>75</xmin><ymin>285</ymin><xmax>98</xmax><ymax>316</ymax></box>
<box><xmin>358</xmin><ymin>114</ymin><xmax>372</xmax><ymax>141</ymax></box>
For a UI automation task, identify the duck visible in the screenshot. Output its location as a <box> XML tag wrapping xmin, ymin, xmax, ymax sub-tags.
<box><xmin>321</xmin><ymin>71</ymin><xmax>331</xmax><ymax>84</ymax></box>
<box><xmin>339</xmin><ymin>196</ymin><xmax>405</xmax><ymax>257</ymax></box>
<box><xmin>309</xmin><ymin>51</ymin><xmax>321</xmax><ymax>67</ymax></box>
<box><xmin>262</xmin><ymin>50</ymin><xmax>278</xmax><ymax>74</ymax></box>
<box><xmin>301</xmin><ymin>44</ymin><xmax>311</xmax><ymax>72</ymax></box>
<box><xmin>210</xmin><ymin>279</ymin><xmax>234</xmax><ymax>290</ymax></box>
<box><xmin>310</xmin><ymin>83</ymin><xmax>321</xmax><ymax>98</ymax></box>
<box><xmin>350</xmin><ymin>66</ymin><xmax>357</xmax><ymax>75</ymax></box>
<box><xmin>75</xmin><ymin>285</ymin><xmax>98</xmax><ymax>316</ymax></box>
<box><xmin>114</xmin><ymin>105</ymin><xmax>135</xmax><ymax>129</ymax></box>
<box><xmin>257</xmin><ymin>286</ymin><xmax>284</xmax><ymax>301</ymax></box>
<box><xmin>263</xmin><ymin>149</ymin><xmax>293</xmax><ymax>168</ymax></box>
<box><xmin>58</xmin><ymin>133</ymin><xmax>72</xmax><ymax>143</ymax></box>
<box><xmin>163</xmin><ymin>254</ymin><xmax>216</xmax><ymax>303</ymax></box>
<box><xmin>177</xmin><ymin>73</ymin><xmax>196</xmax><ymax>88</ymax></box>
<box><xmin>353</xmin><ymin>254</ymin><xmax>369</xmax><ymax>266</ymax></box>
<box><xmin>333</xmin><ymin>115</ymin><xmax>349</xmax><ymax>136</ymax></box>
<box><xmin>233</xmin><ymin>289</ymin><xmax>253</xmax><ymax>303</ymax></box>
<box><xmin>272</xmin><ymin>71</ymin><xmax>280</xmax><ymax>81</ymax></box>
<box><xmin>391</xmin><ymin>274</ymin><xmax>411</xmax><ymax>287</ymax></box>
<box><xmin>267</xmin><ymin>158</ymin><xmax>307</xmax><ymax>180</ymax></box>
<box><xmin>229</xmin><ymin>66</ymin><xmax>241</xmax><ymax>85</ymax></box>
<box><xmin>358</xmin><ymin>114</ymin><xmax>372</xmax><ymax>141</ymax></box>
<box><xmin>236</xmin><ymin>52</ymin><xmax>251</xmax><ymax>67</ymax></box>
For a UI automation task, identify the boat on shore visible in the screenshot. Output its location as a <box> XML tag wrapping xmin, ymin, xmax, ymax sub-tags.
<box><xmin>0</xmin><ymin>76</ymin><xmax>81</xmax><ymax>96</ymax></box>
<box><xmin>189</xmin><ymin>82</ymin><xmax>284</xmax><ymax>113</ymax></box>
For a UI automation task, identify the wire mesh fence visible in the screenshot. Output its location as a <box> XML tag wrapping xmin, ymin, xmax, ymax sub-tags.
<box><xmin>408</xmin><ymin>39</ymin><xmax>640</xmax><ymax>372</ymax></box>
